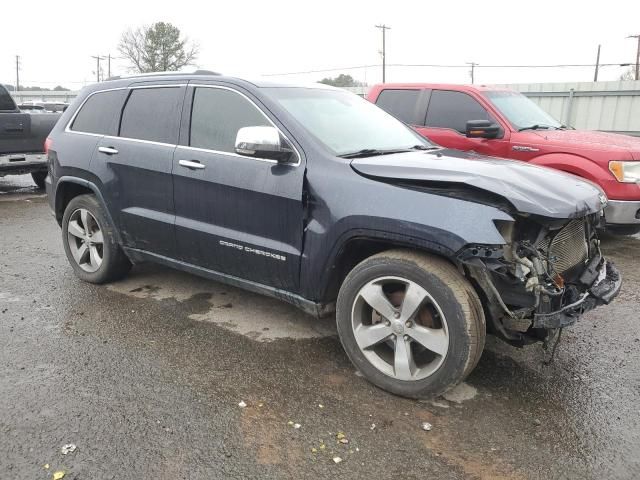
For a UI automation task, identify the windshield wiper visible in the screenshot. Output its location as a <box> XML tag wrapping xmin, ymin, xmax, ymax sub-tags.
<box><xmin>518</xmin><ymin>124</ymin><xmax>555</xmax><ymax>132</ymax></box>
<box><xmin>410</xmin><ymin>144</ymin><xmax>440</xmax><ymax>151</ymax></box>
<box><xmin>518</xmin><ymin>123</ymin><xmax>567</xmax><ymax>132</ymax></box>
<box><xmin>338</xmin><ymin>145</ymin><xmax>440</xmax><ymax>158</ymax></box>
<box><xmin>338</xmin><ymin>148</ymin><xmax>412</xmax><ymax>159</ymax></box>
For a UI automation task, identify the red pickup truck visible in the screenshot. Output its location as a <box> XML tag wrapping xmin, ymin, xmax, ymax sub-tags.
<box><xmin>368</xmin><ymin>83</ymin><xmax>640</xmax><ymax>235</ymax></box>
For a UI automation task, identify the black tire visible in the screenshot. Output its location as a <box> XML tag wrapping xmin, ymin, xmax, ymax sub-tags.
<box><xmin>336</xmin><ymin>249</ymin><xmax>485</xmax><ymax>399</ymax></box>
<box><xmin>607</xmin><ymin>225</ymin><xmax>640</xmax><ymax>236</ymax></box>
<box><xmin>61</xmin><ymin>194</ymin><xmax>131</xmax><ymax>283</ymax></box>
<box><xmin>31</xmin><ymin>171</ymin><xmax>47</xmax><ymax>189</ymax></box>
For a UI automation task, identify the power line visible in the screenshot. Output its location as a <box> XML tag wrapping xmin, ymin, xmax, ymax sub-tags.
<box><xmin>263</xmin><ymin>61</ymin><xmax>635</xmax><ymax>77</ymax></box>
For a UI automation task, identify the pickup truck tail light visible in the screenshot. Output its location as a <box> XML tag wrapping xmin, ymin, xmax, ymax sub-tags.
<box><xmin>44</xmin><ymin>137</ymin><xmax>52</xmax><ymax>156</ymax></box>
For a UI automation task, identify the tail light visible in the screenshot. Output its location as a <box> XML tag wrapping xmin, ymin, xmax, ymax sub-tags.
<box><xmin>44</xmin><ymin>137</ymin><xmax>52</xmax><ymax>156</ymax></box>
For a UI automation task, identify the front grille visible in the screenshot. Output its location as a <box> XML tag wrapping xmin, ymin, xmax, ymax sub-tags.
<box><xmin>537</xmin><ymin>219</ymin><xmax>589</xmax><ymax>273</ymax></box>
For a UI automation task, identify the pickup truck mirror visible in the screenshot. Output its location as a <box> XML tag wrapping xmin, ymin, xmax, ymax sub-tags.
<box><xmin>465</xmin><ymin>120</ymin><xmax>500</xmax><ymax>139</ymax></box>
<box><xmin>235</xmin><ymin>126</ymin><xmax>295</xmax><ymax>163</ymax></box>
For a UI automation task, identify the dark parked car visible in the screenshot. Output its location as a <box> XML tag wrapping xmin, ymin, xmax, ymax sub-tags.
<box><xmin>0</xmin><ymin>84</ymin><xmax>60</xmax><ymax>188</ymax></box>
<box><xmin>46</xmin><ymin>72</ymin><xmax>620</xmax><ymax>398</ymax></box>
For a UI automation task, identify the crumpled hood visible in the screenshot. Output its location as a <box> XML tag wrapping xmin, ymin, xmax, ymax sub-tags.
<box><xmin>351</xmin><ymin>149</ymin><xmax>606</xmax><ymax>219</ymax></box>
<box><xmin>529</xmin><ymin>130</ymin><xmax>640</xmax><ymax>159</ymax></box>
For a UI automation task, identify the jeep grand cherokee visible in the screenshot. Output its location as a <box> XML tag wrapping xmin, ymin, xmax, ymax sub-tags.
<box><xmin>45</xmin><ymin>72</ymin><xmax>621</xmax><ymax>398</ymax></box>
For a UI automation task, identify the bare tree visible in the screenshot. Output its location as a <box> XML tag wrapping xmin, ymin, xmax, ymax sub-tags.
<box><xmin>619</xmin><ymin>67</ymin><xmax>637</xmax><ymax>81</ymax></box>
<box><xmin>118</xmin><ymin>22</ymin><xmax>199</xmax><ymax>73</ymax></box>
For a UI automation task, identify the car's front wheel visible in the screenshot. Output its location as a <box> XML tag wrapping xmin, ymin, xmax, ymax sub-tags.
<box><xmin>336</xmin><ymin>250</ymin><xmax>485</xmax><ymax>398</ymax></box>
<box><xmin>61</xmin><ymin>194</ymin><xmax>131</xmax><ymax>283</ymax></box>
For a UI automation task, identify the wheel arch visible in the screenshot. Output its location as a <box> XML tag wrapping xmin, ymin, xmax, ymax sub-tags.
<box><xmin>528</xmin><ymin>153</ymin><xmax>603</xmax><ymax>184</ymax></box>
<box><xmin>55</xmin><ymin>176</ymin><xmax>123</xmax><ymax>245</ymax></box>
<box><xmin>317</xmin><ymin>229</ymin><xmax>459</xmax><ymax>306</ymax></box>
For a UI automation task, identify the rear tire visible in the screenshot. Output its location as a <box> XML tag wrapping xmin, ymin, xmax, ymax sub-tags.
<box><xmin>336</xmin><ymin>249</ymin><xmax>485</xmax><ymax>399</ymax></box>
<box><xmin>61</xmin><ymin>194</ymin><xmax>131</xmax><ymax>284</ymax></box>
<box><xmin>31</xmin><ymin>171</ymin><xmax>47</xmax><ymax>189</ymax></box>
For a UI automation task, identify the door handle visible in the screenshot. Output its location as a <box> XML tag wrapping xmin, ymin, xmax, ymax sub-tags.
<box><xmin>98</xmin><ymin>146</ymin><xmax>119</xmax><ymax>155</ymax></box>
<box><xmin>178</xmin><ymin>160</ymin><xmax>205</xmax><ymax>170</ymax></box>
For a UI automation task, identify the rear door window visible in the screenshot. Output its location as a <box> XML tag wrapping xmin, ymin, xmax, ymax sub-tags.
<box><xmin>119</xmin><ymin>87</ymin><xmax>182</xmax><ymax>144</ymax></box>
<box><xmin>374</xmin><ymin>89</ymin><xmax>421</xmax><ymax>124</ymax></box>
<box><xmin>71</xmin><ymin>90</ymin><xmax>125</xmax><ymax>135</ymax></box>
<box><xmin>189</xmin><ymin>87</ymin><xmax>270</xmax><ymax>153</ymax></box>
<box><xmin>425</xmin><ymin>90</ymin><xmax>493</xmax><ymax>133</ymax></box>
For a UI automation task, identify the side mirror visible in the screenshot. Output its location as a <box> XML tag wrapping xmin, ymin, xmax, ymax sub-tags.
<box><xmin>465</xmin><ymin>120</ymin><xmax>500</xmax><ymax>139</ymax></box>
<box><xmin>235</xmin><ymin>126</ymin><xmax>294</xmax><ymax>163</ymax></box>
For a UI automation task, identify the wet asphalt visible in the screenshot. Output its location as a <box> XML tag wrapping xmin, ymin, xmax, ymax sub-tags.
<box><xmin>1</xmin><ymin>174</ymin><xmax>639</xmax><ymax>480</ymax></box>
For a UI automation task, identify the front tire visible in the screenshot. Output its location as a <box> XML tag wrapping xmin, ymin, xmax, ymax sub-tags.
<box><xmin>336</xmin><ymin>250</ymin><xmax>485</xmax><ymax>398</ymax></box>
<box><xmin>61</xmin><ymin>194</ymin><xmax>131</xmax><ymax>284</ymax></box>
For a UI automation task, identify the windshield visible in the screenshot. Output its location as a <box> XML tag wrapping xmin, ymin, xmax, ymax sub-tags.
<box><xmin>484</xmin><ymin>90</ymin><xmax>562</xmax><ymax>130</ymax></box>
<box><xmin>264</xmin><ymin>87</ymin><xmax>435</xmax><ymax>156</ymax></box>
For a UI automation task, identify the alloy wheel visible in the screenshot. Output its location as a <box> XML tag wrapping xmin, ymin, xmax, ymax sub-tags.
<box><xmin>66</xmin><ymin>208</ymin><xmax>104</xmax><ymax>273</ymax></box>
<box><xmin>351</xmin><ymin>276</ymin><xmax>449</xmax><ymax>381</ymax></box>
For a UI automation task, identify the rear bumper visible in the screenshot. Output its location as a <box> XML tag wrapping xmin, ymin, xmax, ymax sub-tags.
<box><xmin>533</xmin><ymin>260</ymin><xmax>622</xmax><ymax>329</ymax></box>
<box><xmin>0</xmin><ymin>152</ymin><xmax>47</xmax><ymax>176</ymax></box>
<box><xmin>604</xmin><ymin>200</ymin><xmax>640</xmax><ymax>225</ymax></box>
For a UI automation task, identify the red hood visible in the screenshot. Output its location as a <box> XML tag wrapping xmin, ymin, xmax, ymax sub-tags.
<box><xmin>527</xmin><ymin>130</ymin><xmax>640</xmax><ymax>159</ymax></box>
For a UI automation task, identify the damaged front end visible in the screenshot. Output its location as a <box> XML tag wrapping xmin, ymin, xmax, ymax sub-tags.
<box><xmin>459</xmin><ymin>213</ymin><xmax>621</xmax><ymax>346</ymax></box>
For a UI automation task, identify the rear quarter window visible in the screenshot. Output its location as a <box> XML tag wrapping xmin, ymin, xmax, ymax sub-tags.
<box><xmin>71</xmin><ymin>90</ymin><xmax>125</xmax><ymax>135</ymax></box>
<box><xmin>119</xmin><ymin>87</ymin><xmax>182</xmax><ymax>144</ymax></box>
<box><xmin>374</xmin><ymin>89</ymin><xmax>421</xmax><ymax>124</ymax></box>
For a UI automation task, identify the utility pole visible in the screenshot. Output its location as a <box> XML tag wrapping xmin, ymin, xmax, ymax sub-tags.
<box><xmin>91</xmin><ymin>55</ymin><xmax>105</xmax><ymax>82</ymax></box>
<box><xmin>107</xmin><ymin>54</ymin><xmax>111</xmax><ymax>79</ymax></box>
<box><xmin>594</xmin><ymin>44</ymin><xmax>601</xmax><ymax>82</ymax></box>
<box><xmin>15</xmin><ymin>55</ymin><xmax>20</xmax><ymax>92</ymax></box>
<box><xmin>375</xmin><ymin>24</ymin><xmax>391</xmax><ymax>83</ymax></box>
<box><xmin>466</xmin><ymin>62</ymin><xmax>478</xmax><ymax>84</ymax></box>
<box><xmin>628</xmin><ymin>34</ymin><xmax>640</xmax><ymax>80</ymax></box>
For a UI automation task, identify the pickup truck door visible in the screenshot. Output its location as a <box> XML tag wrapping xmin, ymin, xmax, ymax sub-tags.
<box><xmin>414</xmin><ymin>89</ymin><xmax>510</xmax><ymax>158</ymax></box>
<box><xmin>172</xmin><ymin>84</ymin><xmax>304</xmax><ymax>292</ymax></box>
<box><xmin>0</xmin><ymin>112</ymin><xmax>31</xmax><ymax>153</ymax></box>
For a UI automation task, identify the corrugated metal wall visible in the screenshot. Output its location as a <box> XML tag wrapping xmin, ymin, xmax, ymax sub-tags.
<box><xmin>499</xmin><ymin>80</ymin><xmax>640</xmax><ymax>136</ymax></box>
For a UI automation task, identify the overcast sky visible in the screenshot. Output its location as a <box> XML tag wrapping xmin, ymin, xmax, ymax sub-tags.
<box><xmin>1</xmin><ymin>0</ymin><xmax>639</xmax><ymax>90</ymax></box>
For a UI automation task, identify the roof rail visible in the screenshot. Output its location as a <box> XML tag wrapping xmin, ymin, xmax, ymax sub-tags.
<box><xmin>106</xmin><ymin>69</ymin><xmax>221</xmax><ymax>81</ymax></box>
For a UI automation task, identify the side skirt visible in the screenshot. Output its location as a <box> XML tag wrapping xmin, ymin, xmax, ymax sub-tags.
<box><xmin>123</xmin><ymin>247</ymin><xmax>335</xmax><ymax>319</ymax></box>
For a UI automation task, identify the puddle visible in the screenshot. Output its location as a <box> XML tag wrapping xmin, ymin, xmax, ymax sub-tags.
<box><xmin>108</xmin><ymin>264</ymin><xmax>336</xmax><ymax>341</ymax></box>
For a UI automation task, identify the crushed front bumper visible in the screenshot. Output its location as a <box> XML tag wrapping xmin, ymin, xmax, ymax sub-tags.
<box><xmin>532</xmin><ymin>259</ymin><xmax>622</xmax><ymax>329</ymax></box>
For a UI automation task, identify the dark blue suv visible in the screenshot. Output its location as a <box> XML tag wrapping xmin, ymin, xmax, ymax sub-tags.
<box><xmin>46</xmin><ymin>72</ymin><xmax>620</xmax><ymax>398</ymax></box>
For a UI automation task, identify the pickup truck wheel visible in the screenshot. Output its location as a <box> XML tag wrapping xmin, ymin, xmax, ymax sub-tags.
<box><xmin>61</xmin><ymin>194</ymin><xmax>131</xmax><ymax>284</ymax></box>
<box><xmin>336</xmin><ymin>250</ymin><xmax>485</xmax><ymax>399</ymax></box>
<box><xmin>31</xmin><ymin>171</ymin><xmax>47</xmax><ymax>189</ymax></box>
